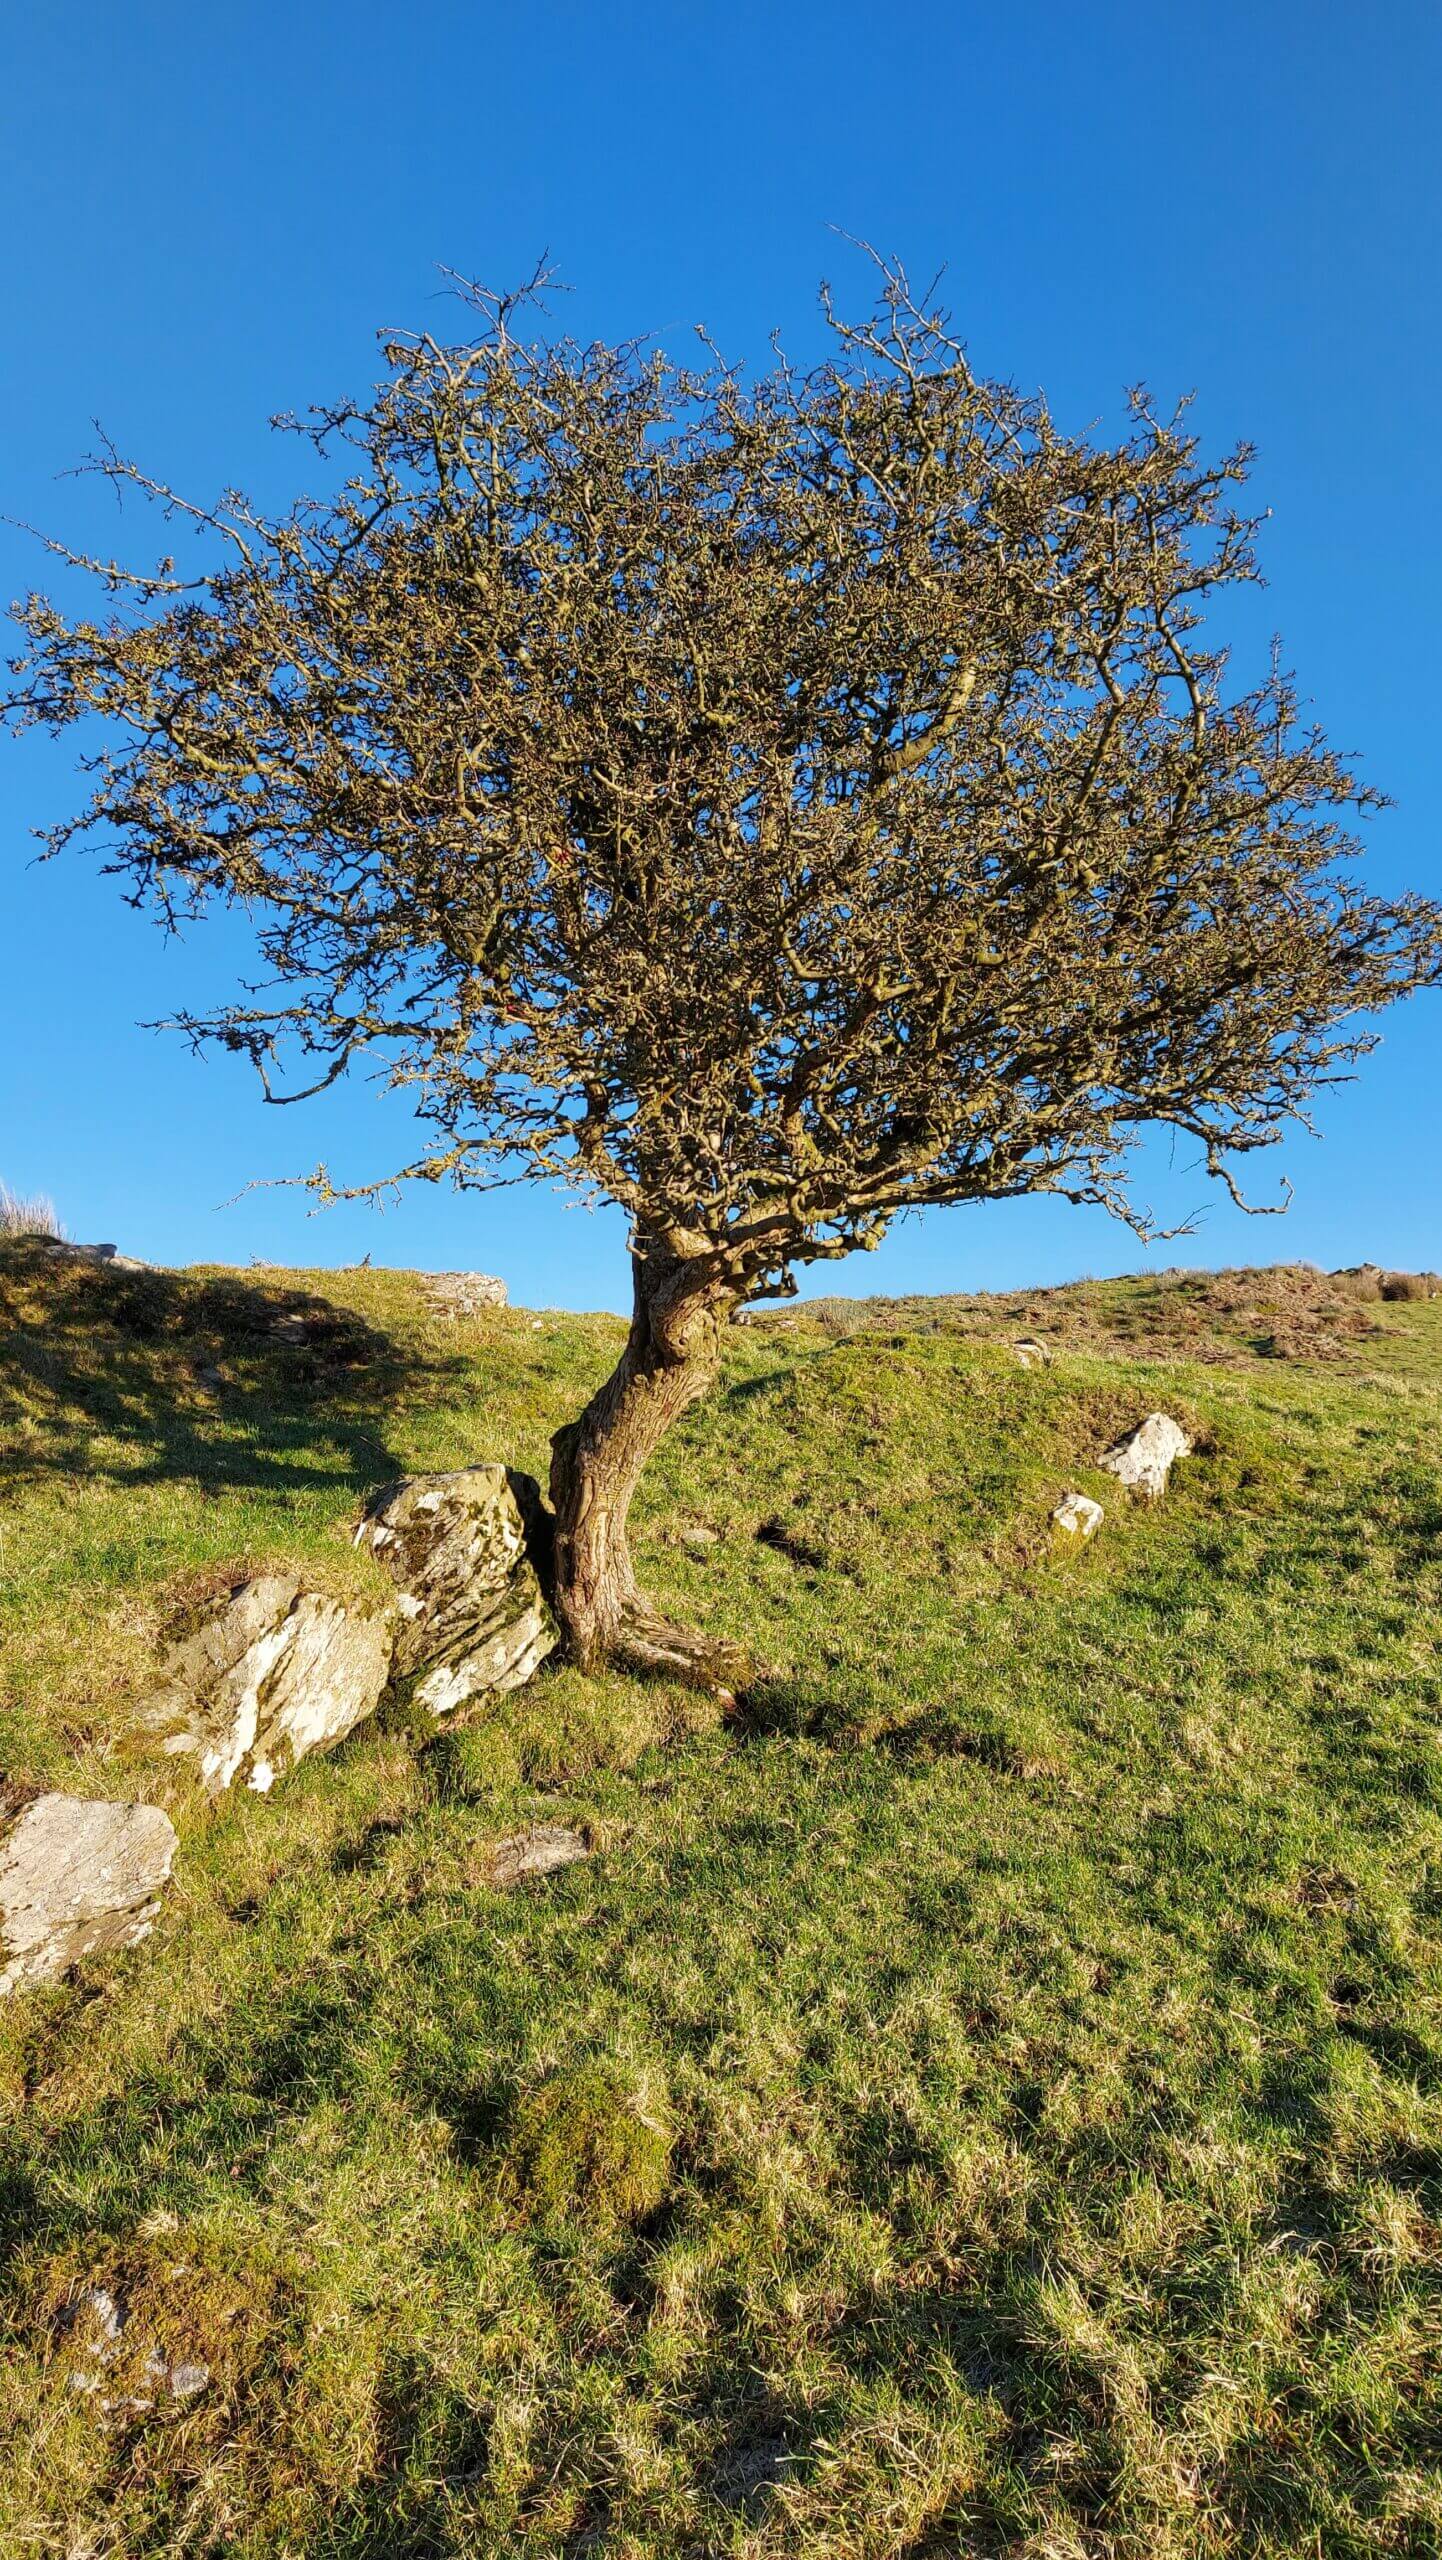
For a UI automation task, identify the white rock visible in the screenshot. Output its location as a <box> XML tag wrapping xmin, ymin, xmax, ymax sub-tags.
<box><xmin>1052</xmin><ymin>1492</ymin><xmax>1104</xmax><ymax>1544</ymax></box>
<box><xmin>1013</xmin><ymin>1338</ymin><xmax>1051</xmax><ymax>1370</ymax></box>
<box><xmin>423</xmin><ymin>1271</ymin><xmax>509</xmax><ymax>1317</ymax></box>
<box><xmin>355</xmin><ymin>1465</ymin><xmax>557</xmax><ymax>1716</ymax></box>
<box><xmin>0</xmin><ymin>1796</ymin><xmax>177</xmax><ymax>1997</ymax></box>
<box><xmin>147</xmin><ymin>1577</ymin><xmax>393</xmax><ymax>1794</ymax></box>
<box><xmin>1098</xmin><ymin>1412</ymin><xmax>1192</xmax><ymax>1500</ymax></box>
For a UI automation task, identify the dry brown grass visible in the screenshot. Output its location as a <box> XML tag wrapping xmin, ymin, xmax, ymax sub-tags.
<box><xmin>0</xmin><ymin>1179</ymin><xmax>61</xmax><ymax>1240</ymax></box>
<box><xmin>756</xmin><ymin>1260</ymin><xmax>1441</xmax><ymax>1366</ymax></box>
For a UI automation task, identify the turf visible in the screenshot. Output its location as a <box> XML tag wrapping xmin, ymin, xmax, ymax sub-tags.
<box><xmin>1</xmin><ymin>1241</ymin><xmax>1440</xmax><ymax>2557</ymax></box>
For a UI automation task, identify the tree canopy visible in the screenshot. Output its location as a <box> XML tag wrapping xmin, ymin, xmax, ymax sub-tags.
<box><xmin>8</xmin><ymin>260</ymin><xmax>1439</xmax><ymax>1677</ymax></box>
<box><xmin>11</xmin><ymin>265</ymin><xmax>1437</xmax><ymax>1297</ymax></box>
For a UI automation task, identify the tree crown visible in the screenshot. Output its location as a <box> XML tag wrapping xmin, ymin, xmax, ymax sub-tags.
<box><xmin>8</xmin><ymin>261</ymin><xmax>1439</xmax><ymax>1295</ymax></box>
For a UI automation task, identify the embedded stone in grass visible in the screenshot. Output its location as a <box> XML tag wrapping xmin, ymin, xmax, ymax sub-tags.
<box><xmin>1098</xmin><ymin>1411</ymin><xmax>1192</xmax><ymax>1500</ymax></box>
<box><xmin>486</xmin><ymin>1824</ymin><xmax>591</xmax><ymax>1888</ymax></box>
<box><xmin>147</xmin><ymin>1576</ymin><xmax>394</xmax><ymax>1794</ymax></box>
<box><xmin>60</xmin><ymin>2282</ymin><xmax>211</xmax><ymax>2416</ymax></box>
<box><xmin>0</xmin><ymin>1795</ymin><xmax>177</xmax><ymax>1997</ymax></box>
<box><xmin>37</xmin><ymin>2239</ymin><xmax>274</xmax><ymax>2429</ymax></box>
<box><xmin>1052</xmin><ymin>1491</ymin><xmax>1104</xmax><ymax>1545</ymax></box>
<box><xmin>355</xmin><ymin>1464</ymin><xmax>558</xmax><ymax>1716</ymax></box>
<box><xmin>504</xmin><ymin>2060</ymin><xmax>672</xmax><ymax>2230</ymax></box>
<box><xmin>1013</xmin><ymin>1337</ymin><xmax>1051</xmax><ymax>1369</ymax></box>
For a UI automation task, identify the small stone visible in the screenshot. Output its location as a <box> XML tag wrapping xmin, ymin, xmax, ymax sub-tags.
<box><xmin>355</xmin><ymin>1466</ymin><xmax>557</xmax><ymax>1717</ymax></box>
<box><xmin>682</xmin><ymin>1524</ymin><xmax>721</xmax><ymax>1550</ymax></box>
<box><xmin>59</xmin><ymin>2284</ymin><xmax>210</xmax><ymax>2415</ymax></box>
<box><xmin>0</xmin><ymin>1797</ymin><xmax>177</xmax><ymax>1997</ymax></box>
<box><xmin>64</xmin><ymin>2285</ymin><xmax>123</xmax><ymax>2359</ymax></box>
<box><xmin>1052</xmin><ymin>1492</ymin><xmax>1104</xmax><ymax>1544</ymax></box>
<box><xmin>486</xmin><ymin>1824</ymin><xmax>591</xmax><ymax>1887</ymax></box>
<box><xmin>1013</xmin><ymin>1338</ymin><xmax>1051</xmax><ymax>1370</ymax></box>
<box><xmin>1098</xmin><ymin>1412</ymin><xmax>1192</xmax><ymax>1500</ymax></box>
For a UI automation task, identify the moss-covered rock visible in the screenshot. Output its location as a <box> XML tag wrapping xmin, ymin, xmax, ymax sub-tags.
<box><xmin>355</xmin><ymin>1464</ymin><xmax>557</xmax><ymax>1716</ymax></box>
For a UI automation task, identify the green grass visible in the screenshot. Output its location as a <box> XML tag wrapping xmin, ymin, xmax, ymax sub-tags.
<box><xmin>1</xmin><ymin>1241</ymin><xmax>1440</xmax><ymax>2556</ymax></box>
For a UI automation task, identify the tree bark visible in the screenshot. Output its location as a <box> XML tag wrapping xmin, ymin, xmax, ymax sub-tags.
<box><xmin>547</xmin><ymin>1233</ymin><xmax>746</xmax><ymax>1693</ymax></box>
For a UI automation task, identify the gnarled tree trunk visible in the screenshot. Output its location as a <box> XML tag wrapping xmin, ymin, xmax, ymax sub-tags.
<box><xmin>547</xmin><ymin>1233</ymin><xmax>746</xmax><ymax>1693</ymax></box>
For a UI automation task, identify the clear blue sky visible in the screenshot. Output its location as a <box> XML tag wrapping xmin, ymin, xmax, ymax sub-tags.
<box><xmin>2</xmin><ymin>0</ymin><xmax>1438</xmax><ymax>1308</ymax></box>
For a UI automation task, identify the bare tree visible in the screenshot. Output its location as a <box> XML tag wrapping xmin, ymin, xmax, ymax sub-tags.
<box><xmin>7</xmin><ymin>261</ymin><xmax>1439</xmax><ymax>1685</ymax></box>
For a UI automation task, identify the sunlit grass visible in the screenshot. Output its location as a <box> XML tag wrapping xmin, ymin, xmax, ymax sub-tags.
<box><xmin>1</xmin><ymin>1241</ymin><xmax>1439</xmax><ymax>2555</ymax></box>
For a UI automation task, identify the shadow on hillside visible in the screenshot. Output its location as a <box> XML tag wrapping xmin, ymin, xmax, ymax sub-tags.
<box><xmin>0</xmin><ymin>1240</ymin><xmax>455</xmax><ymax>1502</ymax></box>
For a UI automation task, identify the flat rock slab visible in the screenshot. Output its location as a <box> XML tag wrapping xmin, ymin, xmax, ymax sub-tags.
<box><xmin>356</xmin><ymin>1465</ymin><xmax>557</xmax><ymax>1717</ymax></box>
<box><xmin>486</xmin><ymin>1824</ymin><xmax>591</xmax><ymax>1887</ymax></box>
<box><xmin>150</xmin><ymin>1576</ymin><xmax>394</xmax><ymax>1794</ymax></box>
<box><xmin>22</xmin><ymin>1234</ymin><xmax>152</xmax><ymax>1270</ymax></box>
<box><xmin>0</xmin><ymin>1795</ymin><xmax>177</xmax><ymax>1997</ymax></box>
<box><xmin>1099</xmin><ymin>1412</ymin><xmax>1192</xmax><ymax>1500</ymax></box>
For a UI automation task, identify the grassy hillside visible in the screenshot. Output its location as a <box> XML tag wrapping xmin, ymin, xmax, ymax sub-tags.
<box><xmin>1</xmin><ymin>1241</ymin><xmax>1440</xmax><ymax>2558</ymax></box>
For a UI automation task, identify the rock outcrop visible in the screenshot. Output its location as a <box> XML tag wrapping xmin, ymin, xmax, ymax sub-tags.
<box><xmin>355</xmin><ymin>1465</ymin><xmax>557</xmax><ymax>1716</ymax></box>
<box><xmin>0</xmin><ymin>1795</ymin><xmax>177</xmax><ymax>1996</ymax></box>
<box><xmin>149</xmin><ymin>1577</ymin><xmax>394</xmax><ymax>1793</ymax></box>
<box><xmin>1052</xmin><ymin>1491</ymin><xmax>1104</xmax><ymax>1544</ymax></box>
<box><xmin>21</xmin><ymin>1233</ymin><xmax>152</xmax><ymax>1271</ymax></box>
<box><xmin>1099</xmin><ymin>1413</ymin><xmax>1191</xmax><ymax>1500</ymax></box>
<box><xmin>423</xmin><ymin>1272</ymin><xmax>509</xmax><ymax>1317</ymax></box>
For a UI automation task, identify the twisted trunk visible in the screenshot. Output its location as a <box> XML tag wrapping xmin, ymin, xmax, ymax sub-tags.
<box><xmin>547</xmin><ymin>1235</ymin><xmax>746</xmax><ymax>1692</ymax></box>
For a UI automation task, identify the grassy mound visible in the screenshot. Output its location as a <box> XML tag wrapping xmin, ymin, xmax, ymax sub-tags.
<box><xmin>1</xmin><ymin>1241</ymin><xmax>1440</xmax><ymax>2555</ymax></box>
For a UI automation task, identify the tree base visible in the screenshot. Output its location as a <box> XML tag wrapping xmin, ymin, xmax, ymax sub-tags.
<box><xmin>547</xmin><ymin>1236</ymin><xmax>747</xmax><ymax>1700</ymax></box>
<box><xmin>576</xmin><ymin>1592</ymin><xmax>749</xmax><ymax>1703</ymax></box>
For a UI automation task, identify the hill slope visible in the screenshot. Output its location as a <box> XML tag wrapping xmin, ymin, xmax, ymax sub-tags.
<box><xmin>1</xmin><ymin>1243</ymin><xmax>1440</xmax><ymax>2557</ymax></box>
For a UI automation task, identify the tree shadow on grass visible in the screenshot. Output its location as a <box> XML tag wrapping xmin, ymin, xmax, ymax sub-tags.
<box><xmin>0</xmin><ymin>1239</ymin><xmax>463</xmax><ymax>1505</ymax></box>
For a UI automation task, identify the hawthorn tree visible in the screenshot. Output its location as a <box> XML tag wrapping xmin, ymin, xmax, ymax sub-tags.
<box><xmin>7</xmin><ymin>264</ymin><xmax>1439</xmax><ymax>1685</ymax></box>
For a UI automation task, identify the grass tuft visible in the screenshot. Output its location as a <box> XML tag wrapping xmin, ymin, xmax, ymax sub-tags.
<box><xmin>501</xmin><ymin>2060</ymin><xmax>674</xmax><ymax>2231</ymax></box>
<box><xmin>0</xmin><ymin>1178</ymin><xmax>61</xmax><ymax>1239</ymax></box>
